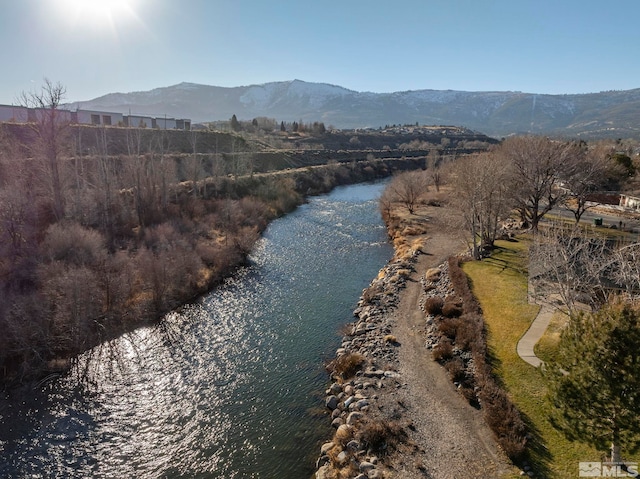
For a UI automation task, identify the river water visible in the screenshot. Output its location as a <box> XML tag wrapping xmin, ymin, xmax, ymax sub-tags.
<box><xmin>0</xmin><ymin>182</ymin><xmax>393</xmax><ymax>479</ymax></box>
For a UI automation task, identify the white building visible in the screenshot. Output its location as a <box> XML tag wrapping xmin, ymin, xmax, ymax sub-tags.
<box><xmin>73</xmin><ymin>110</ymin><xmax>124</xmax><ymax>126</ymax></box>
<box><xmin>0</xmin><ymin>105</ymin><xmax>29</xmax><ymax>122</ymax></box>
<box><xmin>620</xmin><ymin>194</ymin><xmax>640</xmax><ymax>210</ymax></box>
<box><xmin>122</xmin><ymin>114</ymin><xmax>152</xmax><ymax>128</ymax></box>
<box><xmin>0</xmin><ymin>104</ymin><xmax>191</xmax><ymax>130</ymax></box>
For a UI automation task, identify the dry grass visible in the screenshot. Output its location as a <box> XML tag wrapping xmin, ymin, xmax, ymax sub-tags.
<box><xmin>410</xmin><ymin>237</ymin><xmax>428</xmax><ymax>252</ymax></box>
<box><xmin>327</xmin><ymin>352</ymin><xmax>366</xmax><ymax>381</ymax></box>
<box><xmin>401</xmin><ymin>224</ymin><xmax>429</xmax><ymax>236</ymax></box>
<box><xmin>356</xmin><ymin>417</ymin><xmax>406</xmax><ymax>455</ymax></box>
<box><xmin>384</xmin><ymin>334</ymin><xmax>398</xmax><ymax>343</ymax></box>
<box><xmin>334</xmin><ymin>424</ymin><xmax>354</xmax><ymax>446</ymax></box>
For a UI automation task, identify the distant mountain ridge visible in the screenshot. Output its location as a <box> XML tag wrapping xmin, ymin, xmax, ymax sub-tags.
<box><xmin>68</xmin><ymin>80</ymin><xmax>640</xmax><ymax>139</ymax></box>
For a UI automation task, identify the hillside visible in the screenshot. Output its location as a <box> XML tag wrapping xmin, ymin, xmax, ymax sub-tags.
<box><xmin>67</xmin><ymin>80</ymin><xmax>640</xmax><ymax>139</ymax></box>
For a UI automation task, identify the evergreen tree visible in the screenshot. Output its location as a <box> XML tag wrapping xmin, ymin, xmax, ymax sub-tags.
<box><xmin>280</xmin><ymin>121</ymin><xmax>286</xmax><ymax>132</ymax></box>
<box><xmin>230</xmin><ymin>114</ymin><xmax>240</xmax><ymax>131</ymax></box>
<box><xmin>544</xmin><ymin>297</ymin><xmax>640</xmax><ymax>462</ymax></box>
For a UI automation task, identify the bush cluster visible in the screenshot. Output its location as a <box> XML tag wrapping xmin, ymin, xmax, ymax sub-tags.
<box><xmin>430</xmin><ymin>256</ymin><xmax>527</xmax><ymax>461</ymax></box>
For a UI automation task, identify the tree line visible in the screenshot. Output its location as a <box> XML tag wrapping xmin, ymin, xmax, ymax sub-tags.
<box><xmin>225</xmin><ymin>114</ymin><xmax>327</xmax><ymax>135</ymax></box>
<box><xmin>384</xmin><ymin>135</ymin><xmax>635</xmax><ymax>259</ymax></box>
<box><xmin>0</xmin><ymin>82</ymin><xmax>356</xmax><ymax>382</ymax></box>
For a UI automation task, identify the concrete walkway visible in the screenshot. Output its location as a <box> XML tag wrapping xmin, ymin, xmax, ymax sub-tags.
<box><xmin>516</xmin><ymin>303</ymin><xmax>554</xmax><ymax>368</ymax></box>
<box><xmin>516</xmin><ymin>278</ymin><xmax>559</xmax><ymax>367</ymax></box>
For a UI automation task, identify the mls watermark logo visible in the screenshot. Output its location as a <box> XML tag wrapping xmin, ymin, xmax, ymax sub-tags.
<box><xmin>579</xmin><ymin>462</ymin><xmax>639</xmax><ymax>477</ymax></box>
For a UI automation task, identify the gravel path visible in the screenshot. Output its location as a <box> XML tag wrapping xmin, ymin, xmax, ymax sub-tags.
<box><xmin>377</xmin><ymin>239</ymin><xmax>513</xmax><ymax>478</ymax></box>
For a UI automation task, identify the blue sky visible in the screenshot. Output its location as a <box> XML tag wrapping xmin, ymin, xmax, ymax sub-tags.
<box><xmin>1</xmin><ymin>0</ymin><xmax>638</xmax><ymax>104</ymax></box>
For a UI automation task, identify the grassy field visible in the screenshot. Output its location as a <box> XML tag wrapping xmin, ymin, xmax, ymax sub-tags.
<box><xmin>462</xmin><ymin>237</ymin><xmax>604</xmax><ymax>478</ymax></box>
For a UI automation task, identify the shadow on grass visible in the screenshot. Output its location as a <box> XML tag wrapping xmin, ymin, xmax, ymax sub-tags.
<box><xmin>481</xmin><ymin>245</ymin><xmax>528</xmax><ymax>275</ymax></box>
<box><xmin>483</xmin><ymin>343</ymin><xmax>553</xmax><ymax>477</ymax></box>
<box><xmin>519</xmin><ymin>408</ymin><xmax>554</xmax><ymax>479</ymax></box>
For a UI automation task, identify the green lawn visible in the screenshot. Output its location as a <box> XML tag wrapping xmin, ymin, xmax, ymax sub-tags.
<box><xmin>462</xmin><ymin>238</ymin><xmax>603</xmax><ymax>478</ymax></box>
<box><xmin>534</xmin><ymin>311</ymin><xmax>567</xmax><ymax>364</ymax></box>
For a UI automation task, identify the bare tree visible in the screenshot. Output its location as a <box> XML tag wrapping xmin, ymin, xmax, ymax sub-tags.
<box><xmin>499</xmin><ymin>136</ymin><xmax>579</xmax><ymax>231</ymax></box>
<box><xmin>427</xmin><ymin>149</ymin><xmax>445</xmax><ymax>192</ymax></box>
<box><xmin>93</xmin><ymin>126</ymin><xmax>123</xmax><ymax>242</ymax></box>
<box><xmin>19</xmin><ymin>79</ymin><xmax>69</xmax><ymax>221</ymax></box>
<box><xmin>529</xmin><ymin>225</ymin><xmax>610</xmax><ymax>314</ymax></box>
<box><xmin>388</xmin><ymin>170</ymin><xmax>428</xmax><ymax>214</ymax></box>
<box><xmin>530</xmin><ymin>224</ymin><xmax>640</xmax><ymax>314</ymax></box>
<box><xmin>450</xmin><ymin>152</ymin><xmax>511</xmax><ymax>259</ymax></box>
<box><xmin>562</xmin><ymin>142</ymin><xmax>622</xmax><ymax>224</ymax></box>
<box><xmin>610</xmin><ymin>242</ymin><xmax>640</xmax><ymax>295</ymax></box>
<box><xmin>186</xmin><ymin>130</ymin><xmax>205</xmax><ymax>198</ymax></box>
<box><xmin>378</xmin><ymin>185</ymin><xmax>395</xmax><ymax>222</ymax></box>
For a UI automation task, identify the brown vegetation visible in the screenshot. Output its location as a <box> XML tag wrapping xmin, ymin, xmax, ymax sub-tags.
<box><xmin>439</xmin><ymin>256</ymin><xmax>528</xmax><ymax>460</ymax></box>
<box><xmin>0</xmin><ymin>107</ymin><xmax>435</xmax><ymax>383</ymax></box>
<box><xmin>356</xmin><ymin>417</ymin><xmax>407</xmax><ymax>455</ymax></box>
<box><xmin>326</xmin><ymin>352</ymin><xmax>366</xmax><ymax>381</ymax></box>
<box><xmin>423</xmin><ymin>296</ymin><xmax>444</xmax><ymax>315</ymax></box>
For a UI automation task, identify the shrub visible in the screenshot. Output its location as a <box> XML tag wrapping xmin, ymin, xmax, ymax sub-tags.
<box><xmin>327</xmin><ymin>352</ymin><xmax>366</xmax><ymax>381</ymax></box>
<box><xmin>432</xmin><ymin>339</ymin><xmax>453</xmax><ymax>362</ymax></box>
<box><xmin>455</xmin><ymin>313</ymin><xmax>482</xmax><ymax>351</ymax></box>
<box><xmin>356</xmin><ymin>418</ymin><xmax>406</xmax><ymax>455</ymax></box>
<box><xmin>444</xmin><ymin>357</ymin><xmax>466</xmax><ymax>382</ymax></box>
<box><xmin>444</xmin><ymin>255</ymin><xmax>527</xmax><ymax>461</ymax></box>
<box><xmin>448</xmin><ymin>256</ymin><xmax>481</xmax><ymax>314</ymax></box>
<box><xmin>424</xmin><ymin>296</ymin><xmax>444</xmax><ymax>315</ymax></box>
<box><xmin>41</xmin><ymin>221</ymin><xmax>106</xmax><ymax>267</ymax></box>
<box><xmin>478</xmin><ymin>381</ymin><xmax>527</xmax><ymax>460</ymax></box>
<box><xmin>460</xmin><ymin>385</ymin><xmax>478</xmax><ymax>406</ymax></box>
<box><xmin>439</xmin><ymin>317</ymin><xmax>459</xmax><ymax>340</ymax></box>
<box><xmin>442</xmin><ymin>300</ymin><xmax>463</xmax><ymax>318</ymax></box>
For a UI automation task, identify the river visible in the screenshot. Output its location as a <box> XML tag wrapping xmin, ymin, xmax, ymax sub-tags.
<box><xmin>0</xmin><ymin>181</ymin><xmax>394</xmax><ymax>479</ymax></box>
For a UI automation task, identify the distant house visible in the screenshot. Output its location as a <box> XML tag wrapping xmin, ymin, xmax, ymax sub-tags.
<box><xmin>0</xmin><ymin>105</ymin><xmax>28</xmax><ymax>122</ymax></box>
<box><xmin>72</xmin><ymin>109</ymin><xmax>123</xmax><ymax>126</ymax></box>
<box><xmin>176</xmin><ymin>118</ymin><xmax>191</xmax><ymax>130</ymax></box>
<box><xmin>152</xmin><ymin>117</ymin><xmax>177</xmax><ymax>129</ymax></box>
<box><xmin>0</xmin><ymin>103</ymin><xmax>191</xmax><ymax>130</ymax></box>
<box><xmin>620</xmin><ymin>194</ymin><xmax>640</xmax><ymax>210</ymax></box>
<box><xmin>28</xmin><ymin>108</ymin><xmax>73</xmax><ymax>123</ymax></box>
<box><xmin>123</xmin><ymin>114</ymin><xmax>154</xmax><ymax>128</ymax></box>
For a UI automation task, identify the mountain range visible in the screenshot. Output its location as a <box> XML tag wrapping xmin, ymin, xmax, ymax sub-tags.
<box><xmin>69</xmin><ymin>80</ymin><xmax>640</xmax><ymax>139</ymax></box>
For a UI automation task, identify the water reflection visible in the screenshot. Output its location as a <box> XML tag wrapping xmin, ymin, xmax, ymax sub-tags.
<box><xmin>0</xmin><ymin>181</ymin><xmax>392</xmax><ymax>479</ymax></box>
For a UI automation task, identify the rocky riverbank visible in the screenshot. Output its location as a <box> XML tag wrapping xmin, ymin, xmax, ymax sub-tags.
<box><xmin>316</xmin><ymin>252</ymin><xmax>420</xmax><ymax>479</ymax></box>
<box><xmin>314</xmin><ymin>196</ymin><xmax>514</xmax><ymax>479</ymax></box>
